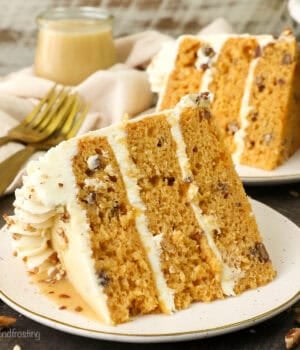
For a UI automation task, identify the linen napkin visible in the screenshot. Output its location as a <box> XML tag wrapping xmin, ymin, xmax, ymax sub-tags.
<box><xmin>0</xmin><ymin>17</ymin><xmax>233</xmax><ymax>195</ymax></box>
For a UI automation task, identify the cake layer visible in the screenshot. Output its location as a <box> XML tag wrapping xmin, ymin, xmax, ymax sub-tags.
<box><xmin>179</xmin><ymin>100</ymin><xmax>275</xmax><ymax>292</ymax></box>
<box><xmin>6</xmin><ymin>94</ymin><xmax>276</xmax><ymax>325</ymax></box>
<box><xmin>153</xmin><ymin>30</ymin><xmax>300</xmax><ymax>170</ymax></box>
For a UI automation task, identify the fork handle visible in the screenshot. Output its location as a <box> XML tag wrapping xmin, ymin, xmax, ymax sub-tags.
<box><xmin>0</xmin><ymin>136</ymin><xmax>10</xmax><ymax>146</ymax></box>
<box><xmin>0</xmin><ymin>146</ymin><xmax>35</xmax><ymax>195</ymax></box>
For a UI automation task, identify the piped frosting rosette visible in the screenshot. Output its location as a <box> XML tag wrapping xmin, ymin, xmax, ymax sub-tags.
<box><xmin>6</xmin><ymin>174</ymin><xmax>58</xmax><ymax>275</ymax></box>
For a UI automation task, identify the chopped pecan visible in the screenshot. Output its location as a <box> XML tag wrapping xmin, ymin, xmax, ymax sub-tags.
<box><xmin>0</xmin><ymin>316</ymin><xmax>17</xmax><ymax>327</ymax></box>
<box><xmin>226</xmin><ymin>121</ymin><xmax>240</xmax><ymax>135</ymax></box>
<box><xmin>190</xmin><ymin>230</ymin><xmax>203</xmax><ymax>241</ymax></box>
<box><xmin>157</xmin><ymin>137</ymin><xmax>165</xmax><ymax>147</ymax></box>
<box><xmin>254</xmin><ymin>45</ymin><xmax>262</xmax><ymax>58</ymax></box>
<box><xmin>285</xmin><ymin>328</ymin><xmax>300</xmax><ymax>349</ymax></box>
<box><xmin>59</xmin><ymin>294</ymin><xmax>71</xmax><ymax>299</ymax></box>
<box><xmin>97</xmin><ymin>270</ymin><xmax>110</xmax><ymax>287</ymax></box>
<box><xmin>202</xmin><ymin>46</ymin><xmax>215</xmax><ymax>57</ymax></box>
<box><xmin>249</xmin><ymin>242</ymin><xmax>270</xmax><ymax>263</ymax></box>
<box><xmin>164</xmin><ymin>177</ymin><xmax>175</xmax><ymax>186</ymax></box>
<box><xmin>282</xmin><ymin>53</ymin><xmax>293</xmax><ymax>65</ymax></box>
<box><xmin>216</xmin><ymin>181</ymin><xmax>229</xmax><ymax>199</ymax></box>
<box><xmin>200</xmin><ymin>63</ymin><xmax>209</xmax><ymax>71</ymax></box>
<box><xmin>183</xmin><ymin>176</ymin><xmax>193</xmax><ymax>184</ymax></box>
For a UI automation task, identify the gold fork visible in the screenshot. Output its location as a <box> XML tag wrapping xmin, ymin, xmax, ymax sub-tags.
<box><xmin>0</xmin><ymin>85</ymin><xmax>73</xmax><ymax>146</ymax></box>
<box><xmin>0</xmin><ymin>95</ymin><xmax>88</xmax><ymax>195</ymax></box>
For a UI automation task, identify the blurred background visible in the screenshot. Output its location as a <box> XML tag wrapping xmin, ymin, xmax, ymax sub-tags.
<box><xmin>0</xmin><ymin>0</ymin><xmax>298</xmax><ymax>75</ymax></box>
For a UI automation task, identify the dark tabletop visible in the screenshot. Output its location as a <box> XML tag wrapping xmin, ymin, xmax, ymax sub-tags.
<box><xmin>0</xmin><ymin>183</ymin><xmax>299</xmax><ymax>350</ymax></box>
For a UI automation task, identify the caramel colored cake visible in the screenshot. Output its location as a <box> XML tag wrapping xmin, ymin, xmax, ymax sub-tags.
<box><xmin>148</xmin><ymin>30</ymin><xmax>300</xmax><ymax>170</ymax></box>
<box><xmin>5</xmin><ymin>94</ymin><xmax>275</xmax><ymax>325</ymax></box>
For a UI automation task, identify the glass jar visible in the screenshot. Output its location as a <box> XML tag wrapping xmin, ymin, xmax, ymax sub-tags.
<box><xmin>34</xmin><ymin>7</ymin><xmax>116</xmax><ymax>86</ymax></box>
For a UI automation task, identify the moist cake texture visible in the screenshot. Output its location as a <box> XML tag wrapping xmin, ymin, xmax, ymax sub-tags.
<box><xmin>148</xmin><ymin>29</ymin><xmax>300</xmax><ymax>170</ymax></box>
<box><xmin>5</xmin><ymin>94</ymin><xmax>275</xmax><ymax>325</ymax></box>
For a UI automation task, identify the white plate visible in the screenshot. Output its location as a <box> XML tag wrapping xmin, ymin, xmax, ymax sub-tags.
<box><xmin>236</xmin><ymin>150</ymin><xmax>300</xmax><ymax>185</ymax></box>
<box><xmin>0</xmin><ymin>199</ymin><xmax>299</xmax><ymax>343</ymax></box>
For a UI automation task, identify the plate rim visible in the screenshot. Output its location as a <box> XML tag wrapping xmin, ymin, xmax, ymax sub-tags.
<box><xmin>0</xmin><ymin>199</ymin><xmax>300</xmax><ymax>342</ymax></box>
<box><xmin>0</xmin><ymin>287</ymin><xmax>299</xmax><ymax>342</ymax></box>
<box><xmin>237</xmin><ymin>149</ymin><xmax>300</xmax><ymax>185</ymax></box>
<box><xmin>241</xmin><ymin>172</ymin><xmax>300</xmax><ymax>185</ymax></box>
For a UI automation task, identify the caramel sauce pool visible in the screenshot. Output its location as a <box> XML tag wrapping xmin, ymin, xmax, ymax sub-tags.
<box><xmin>30</xmin><ymin>273</ymin><xmax>100</xmax><ymax>322</ymax></box>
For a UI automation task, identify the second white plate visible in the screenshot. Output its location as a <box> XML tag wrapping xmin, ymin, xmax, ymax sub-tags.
<box><xmin>0</xmin><ymin>199</ymin><xmax>299</xmax><ymax>343</ymax></box>
<box><xmin>237</xmin><ymin>149</ymin><xmax>300</xmax><ymax>185</ymax></box>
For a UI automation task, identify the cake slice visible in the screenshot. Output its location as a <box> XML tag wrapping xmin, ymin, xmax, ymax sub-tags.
<box><xmin>148</xmin><ymin>29</ymin><xmax>300</xmax><ymax>170</ymax></box>
<box><xmin>5</xmin><ymin>94</ymin><xmax>275</xmax><ymax>325</ymax></box>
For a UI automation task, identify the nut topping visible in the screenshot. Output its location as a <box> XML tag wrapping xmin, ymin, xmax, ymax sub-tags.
<box><xmin>255</xmin><ymin>76</ymin><xmax>265</xmax><ymax>92</ymax></box>
<box><xmin>277</xmin><ymin>78</ymin><xmax>286</xmax><ymax>85</ymax></box>
<box><xmin>157</xmin><ymin>137</ymin><xmax>165</xmax><ymax>147</ymax></box>
<box><xmin>202</xmin><ymin>46</ymin><xmax>215</xmax><ymax>58</ymax></box>
<box><xmin>216</xmin><ymin>181</ymin><xmax>229</xmax><ymax>199</ymax></box>
<box><xmin>282</xmin><ymin>53</ymin><xmax>293</xmax><ymax>65</ymax></box>
<box><xmin>285</xmin><ymin>328</ymin><xmax>300</xmax><ymax>349</ymax></box>
<box><xmin>183</xmin><ymin>176</ymin><xmax>193</xmax><ymax>184</ymax></box>
<box><xmin>200</xmin><ymin>63</ymin><xmax>209</xmax><ymax>71</ymax></box>
<box><xmin>190</xmin><ymin>230</ymin><xmax>203</xmax><ymax>241</ymax></box>
<box><xmin>86</xmin><ymin>192</ymin><xmax>96</xmax><ymax>205</ymax></box>
<box><xmin>195</xmin><ymin>92</ymin><xmax>211</xmax><ymax>111</ymax></box>
<box><xmin>254</xmin><ymin>45</ymin><xmax>262</xmax><ymax>58</ymax></box>
<box><xmin>226</xmin><ymin>121</ymin><xmax>240</xmax><ymax>135</ymax></box>
<box><xmin>164</xmin><ymin>176</ymin><xmax>175</xmax><ymax>186</ymax></box>
<box><xmin>249</xmin><ymin>242</ymin><xmax>270</xmax><ymax>263</ymax></box>
<box><xmin>97</xmin><ymin>270</ymin><xmax>110</xmax><ymax>287</ymax></box>
<box><xmin>59</xmin><ymin>294</ymin><xmax>71</xmax><ymax>299</ymax></box>
<box><xmin>0</xmin><ymin>316</ymin><xmax>17</xmax><ymax>327</ymax></box>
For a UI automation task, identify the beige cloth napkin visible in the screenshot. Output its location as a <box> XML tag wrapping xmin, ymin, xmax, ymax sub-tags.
<box><xmin>0</xmin><ymin>18</ymin><xmax>233</xmax><ymax>195</ymax></box>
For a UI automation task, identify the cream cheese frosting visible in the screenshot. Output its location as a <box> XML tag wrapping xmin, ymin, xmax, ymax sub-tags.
<box><xmin>9</xmin><ymin>139</ymin><xmax>112</xmax><ymax>324</ymax></box>
<box><xmin>146</xmin><ymin>40</ymin><xmax>176</xmax><ymax>94</ymax></box>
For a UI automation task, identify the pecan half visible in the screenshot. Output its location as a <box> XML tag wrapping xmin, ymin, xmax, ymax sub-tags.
<box><xmin>0</xmin><ymin>316</ymin><xmax>17</xmax><ymax>327</ymax></box>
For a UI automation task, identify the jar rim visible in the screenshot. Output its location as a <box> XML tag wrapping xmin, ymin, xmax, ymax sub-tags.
<box><xmin>37</xmin><ymin>7</ymin><xmax>113</xmax><ymax>23</ymax></box>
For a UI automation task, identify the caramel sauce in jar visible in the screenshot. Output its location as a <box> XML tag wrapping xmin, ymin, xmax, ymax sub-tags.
<box><xmin>34</xmin><ymin>7</ymin><xmax>116</xmax><ymax>85</ymax></box>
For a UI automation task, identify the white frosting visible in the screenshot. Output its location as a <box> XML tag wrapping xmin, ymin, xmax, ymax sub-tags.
<box><xmin>10</xmin><ymin>181</ymin><xmax>55</xmax><ymax>270</ymax></box>
<box><xmin>167</xmin><ymin>95</ymin><xmax>242</xmax><ymax>296</ymax></box>
<box><xmin>9</xmin><ymin>139</ymin><xmax>112</xmax><ymax>324</ymax></box>
<box><xmin>146</xmin><ymin>40</ymin><xmax>176</xmax><ymax>94</ymax></box>
<box><xmin>101</xmin><ymin>125</ymin><xmax>175</xmax><ymax>313</ymax></box>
